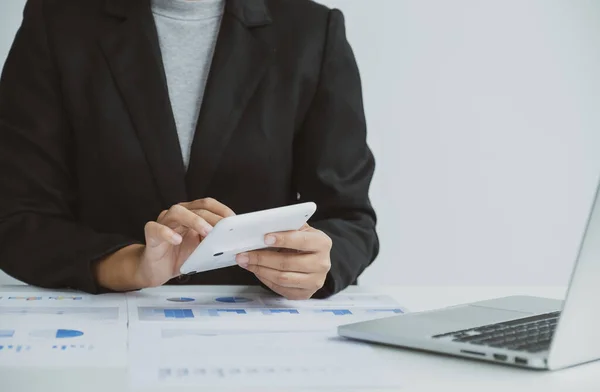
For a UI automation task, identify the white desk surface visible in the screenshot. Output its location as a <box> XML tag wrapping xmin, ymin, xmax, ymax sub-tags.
<box><xmin>2</xmin><ymin>284</ymin><xmax>599</xmax><ymax>392</ymax></box>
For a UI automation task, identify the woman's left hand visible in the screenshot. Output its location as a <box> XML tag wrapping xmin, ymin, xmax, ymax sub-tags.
<box><xmin>236</xmin><ymin>224</ymin><xmax>332</xmax><ymax>300</ymax></box>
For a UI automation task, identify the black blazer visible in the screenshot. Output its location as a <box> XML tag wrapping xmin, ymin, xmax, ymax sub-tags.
<box><xmin>0</xmin><ymin>0</ymin><xmax>378</xmax><ymax>297</ymax></box>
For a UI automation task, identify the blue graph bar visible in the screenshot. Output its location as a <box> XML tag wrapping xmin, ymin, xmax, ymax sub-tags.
<box><xmin>320</xmin><ymin>309</ymin><xmax>352</xmax><ymax>316</ymax></box>
<box><xmin>262</xmin><ymin>309</ymin><xmax>300</xmax><ymax>315</ymax></box>
<box><xmin>0</xmin><ymin>330</ymin><xmax>14</xmax><ymax>338</ymax></box>
<box><xmin>16</xmin><ymin>345</ymin><xmax>22</xmax><ymax>353</ymax></box>
<box><xmin>56</xmin><ymin>329</ymin><xmax>84</xmax><ymax>338</ymax></box>
<box><xmin>215</xmin><ymin>296</ymin><xmax>253</xmax><ymax>303</ymax></box>
<box><xmin>207</xmin><ymin>309</ymin><xmax>247</xmax><ymax>317</ymax></box>
<box><xmin>163</xmin><ymin>309</ymin><xmax>194</xmax><ymax>319</ymax></box>
<box><xmin>0</xmin><ymin>346</ymin><xmax>3</xmax><ymax>351</ymax></box>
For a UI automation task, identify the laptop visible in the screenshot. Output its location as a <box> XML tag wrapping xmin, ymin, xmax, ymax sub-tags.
<box><xmin>338</xmin><ymin>181</ymin><xmax>600</xmax><ymax>370</ymax></box>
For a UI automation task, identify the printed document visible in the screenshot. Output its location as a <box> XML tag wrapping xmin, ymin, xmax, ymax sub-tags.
<box><xmin>0</xmin><ymin>287</ymin><xmax>127</xmax><ymax>367</ymax></box>
<box><xmin>127</xmin><ymin>291</ymin><xmax>406</xmax><ymax>388</ymax></box>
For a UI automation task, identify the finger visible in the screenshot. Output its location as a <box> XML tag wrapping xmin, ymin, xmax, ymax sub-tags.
<box><xmin>160</xmin><ymin>204</ymin><xmax>213</xmax><ymax>237</ymax></box>
<box><xmin>180</xmin><ymin>198</ymin><xmax>235</xmax><ymax>218</ymax></box>
<box><xmin>256</xmin><ymin>275</ymin><xmax>314</xmax><ymax>301</ymax></box>
<box><xmin>236</xmin><ymin>250</ymin><xmax>329</xmax><ymax>273</ymax></box>
<box><xmin>264</xmin><ymin>229</ymin><xmax>332</xmax><ymax>252</ymax></box>
<box><xmin>244</xmin><ymin>262</ymin><xmax>323</xmax><ymax>290</ymax></box>
<box><xmin>144</xmin><ymin>221</ymin><xmax>182</xmax><ymax>247</ymax></box>
<box><xmin>158</xmin><ymin>210</ymin><xmax>168</xmax><ymax>221</ymax></box>
<box><xmin>191</xmin><ymin>209</ymin><xmax>224</xmax><ymax>227</ymax></box>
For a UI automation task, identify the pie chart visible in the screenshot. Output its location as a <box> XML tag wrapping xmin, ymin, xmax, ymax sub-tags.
<box><xmin>215</xmin><ymin>297</ymin><xmax>253</xmax><ymax>303</ymax></box>
<box><xmin>167</xmin><ymin>297</ymin><xmax>196</xmax><ymax>303</ymax></box>
<box><xmin>29</xmin><ymin>329</ymin><xmax>84</xmax><ymax>339</ymax></box>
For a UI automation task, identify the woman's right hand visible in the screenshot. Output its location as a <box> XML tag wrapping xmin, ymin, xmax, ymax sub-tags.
<box><xmin>94</xmin><ymin>198</ymin><xmax>235</xmax><ymax>291</ymax></box>
<box><xmin>134</xmin><ymin>198</ymin><xmax>236</xmax><ymax>288</ymax></box>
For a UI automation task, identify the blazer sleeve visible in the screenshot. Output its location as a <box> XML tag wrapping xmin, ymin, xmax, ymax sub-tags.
<box><xmin>0</xmin><ymin>0</ymin><xmax>139</xmax><ymax>293</ymax></box>
<box><xmin>294</xmin><ymin>9</ymin><xmax>379</xmax><ymax>298</ymax></box>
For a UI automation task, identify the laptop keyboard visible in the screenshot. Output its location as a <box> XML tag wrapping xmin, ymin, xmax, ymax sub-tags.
<box><xmin>432</xmin><ymin>311</ymin><xmax>560</xmax><ymax>353</ymax></box>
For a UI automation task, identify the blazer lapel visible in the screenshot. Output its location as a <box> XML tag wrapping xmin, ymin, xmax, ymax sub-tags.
<box><xmin>185</xmin><ymin>0</ymin><xmax>275</xmax><ymax>198</ymax></box>
<box><xmin>99</xmin><ymin>0</ymin><xmax>188</xmax><ymax>208</ymax></box>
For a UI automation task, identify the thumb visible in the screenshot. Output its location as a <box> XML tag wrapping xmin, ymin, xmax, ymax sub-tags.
<box><xmin>144</xmin><ymin>221</ymin><xmax>182</xmax><ymax>248</ymax></box>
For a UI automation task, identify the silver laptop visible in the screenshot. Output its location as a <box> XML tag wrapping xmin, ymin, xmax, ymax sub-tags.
<box><xmin>339</xmin><ymin>180</ymin><xmax>600</xmax><ymax>370</ymax></box>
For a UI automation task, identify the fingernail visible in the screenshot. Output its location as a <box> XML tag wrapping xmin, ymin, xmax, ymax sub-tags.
<box><xmin>236</xmin><ymin>253</ymin><xmax>249</xmax><ymax>268</ymax></box>
<box><xmin>265</xmin><ymin>235</ymin><xmax>276</xmax><ymax>246</ymax></box>
<box><xmin>172</xmin><ymin>233</ymin><xmax>183</xmax><ymax>244</ymax></box>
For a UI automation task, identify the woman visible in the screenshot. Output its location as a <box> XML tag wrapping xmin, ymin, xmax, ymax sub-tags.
<box><xmin>0</xmin><ymin>0</ymin><xmax>378</xmax><ymax>299</ymax></box>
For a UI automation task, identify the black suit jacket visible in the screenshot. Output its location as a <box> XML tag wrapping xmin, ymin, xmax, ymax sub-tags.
<box><xmin>0</xmin><ymin>0</ymin><xmax>378</xmax><ymax>297</ymax></box>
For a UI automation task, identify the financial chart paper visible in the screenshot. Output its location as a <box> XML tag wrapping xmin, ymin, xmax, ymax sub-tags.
<box><xmin>127</xmin><ymin>291</ymin><xmax>407</xmax><ymax>388</ymax></box>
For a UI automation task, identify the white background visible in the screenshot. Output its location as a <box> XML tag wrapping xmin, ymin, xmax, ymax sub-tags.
<box><xmin>1</xmin><ymin>0</ymin><xmax>600</xmax><ymax>287</ymax></box>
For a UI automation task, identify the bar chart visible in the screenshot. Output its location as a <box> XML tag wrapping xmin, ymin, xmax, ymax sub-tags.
<box><xmin>162</xmin><ymin>309</ymin><xmax>194</xmax><ymax>319</ymax></box>
<box><xmin>138</xmin><ymin>306</ymin><xmax>404</xmax><ymax>320</ymax></box>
